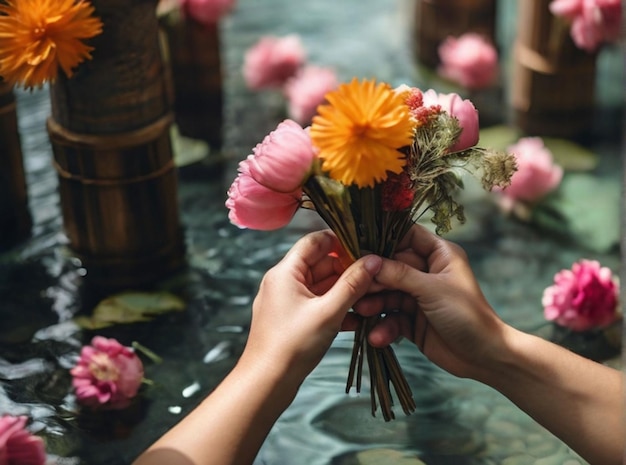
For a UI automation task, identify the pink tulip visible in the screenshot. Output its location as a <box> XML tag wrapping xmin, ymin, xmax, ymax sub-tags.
<box><xmin>437</xmin><ymin>33</ymin><xmax>499</xmax><ymax>90</ymax></box>
<box><xmin>422</xmin><ymin>89</ymin><xmax>480</xmax><ymax>152</ymax></box>
<box><xmin>244</xmin><ymin>119</ymin><xmax>316</xmax><ymax>193</ymax></box>
<box><xmin>543</xmin><ymin>259</ymin><xmax>620</xmax><ymax>331</ymax></box>
<box><xmin>225</xmin><ymin>171</ymin><xmax>302</xmax><ymax>230</ymax></box>
<box><xmin>242</xmin><ymin>35</ymin><xmax>306</xmax><ymax>90</ymax></box>
<box><xmin>70</xmin><ymin>336</ymin><xmax>144</xmax><ymax>410</ymax></box>
<box><xmin>549</xmin><ymin>0</ymin><xmax>621</xmax><ymax>52</ymax></box>
<box><xmin>181</xmin><ymin>0</ymin><xmax>236</xmax><ymax>25</ymax></box>
<box><xmin>283</xmin><ymin>66</ymin><xmax>339</xmax><ymax>124</ymax></box>
<box><xmin>497</xmin><ymin>137</ymin><xmax>562</xmax><ymax>203</ymax></box>
<box><xmin>0</xmin><ymin>416</ymin><xmax>46</xmax><ymax>465</ymax></box>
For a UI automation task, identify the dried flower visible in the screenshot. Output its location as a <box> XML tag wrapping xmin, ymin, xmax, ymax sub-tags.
<box><xmin>226</xmin><ymin>169</ymin><xmax>302</xmax><ymax>231</ymax></box>
<box><xmin>226</xmin><ymin>79</ymin><xmax>517</xmax><ymax>421</ymax></box>
<box><xmin>70</xmin><ymin>336</ymin><xmax>144</xmax><ymax>410</ymax></box>
<box><xmin>244</xmin><ymin>119</ymin><xmax>316</xmax><ymax>193</ymax></box>
<box><xmin>437</xmin><ymin>33</ymin><xmax>499</xmax><ymax>90</ymax></box>
<box><xmin>310</xmin><ymin>78</ymin><xmax>415</xmax><ymax>188</ymax></box>
<box><xmin>242</xmin><ymin>35</ymin><xmax>306</xmax><ymax>90</ymax></box>
<box><xmin>550</xmin><ymin>0</ymin><xmax>622</xmax><ymax>52</ymax></box>
<box><xmin>181</xmin><ymin>0</ymin><xmax>236</xmax><ymax>25</ymax></box>
<box><xmin>495</xmin><ymin>137</ymin><xmax>563</xmax><ymax>205</ymax></box>
<box><xmin>0</xmin><ymin>0</ymin><xmax>103</xmax><ymax>89</ymax></box>
<box><xmin>284</xmin><ymin>65</ymin><xmax>339</xmax><ymax>125</ymax></box>
<box><xmin>543</xmin><ymin>259</ymin><xmax>620</xmax><ymax>331</ymax></box>
<box><xmin>0</xmin><ymin>416</ymin><xmax>46</xmax><ymax>465</ymax></box>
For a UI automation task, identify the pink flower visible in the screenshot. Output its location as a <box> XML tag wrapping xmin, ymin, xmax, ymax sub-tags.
<box><xmin>242</xmin><ymin>35</ymin><xmax>306</xmax><ymax>90</ymax></box>
<box><xmin>181</xmin><ymin>0</ymin><xmax>236</xmax><ymax>25</ymax></box>
<box><xmin>497</xmin><ymin>137</ymin><xmax>563</xmax><ymax>203</ymax></box>
<box><xmin>283</xmin><ymin>66</ymin><xmax>339</xmax><ymax>124</ymax></box>
<box><xmin>0</xmin><ymin>416</ymin><xmax>46</xmax><ymax>465</ymax></box>
<box><xmin>70</xmin><ymin>336</ymin><xmax>144</xmax><ymax>410</ymax></box>
<box><xmin>550</xmin><ymin>0</ymin><xmax>622</xmax><ymax>52</ymax></box>
<box><xmin>225</xmin><ymin>171</ymin><xmax>302</xmax><ymax>230</ymax></box>
<box><xmin>543</xmin><ymin>259</ymin><xmax>620</xmax><ymax>331</ymax></box>
<box><xmin>244</xmin><ymin>120</ymin><xmax>316</xmax><ymax>192</ymax></box>
<box><xmin>437</xmin><ymin>33</ymin><xmax>499</xmax><ymax>90</ymax></box>
<box><xmin>422</xmin><ymin>89</ymin><xmax>480</xmax><ymax>152</ymax></box>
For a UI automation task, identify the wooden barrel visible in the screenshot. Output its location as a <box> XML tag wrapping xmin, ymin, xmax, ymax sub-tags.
<box><xmin>47</xmin><ymin>0</ymin><xmax>186</xmax><ymax>289</ymax></box>
<box><xmin>160</xmin><ymin>16</ymin><xmax>224</xmax><ymax>151</ymax></box>
<box><xmin>511</xmin><ymin>0</ymin><xmax>597</xmax><ymax>138</ymax></box>
<box><xmin>48</xmin><ymin>114</ymin><xmax>185</xmax><ymax>290</ymax></box>
<box><xmin>49</xmin><ymin>0</ymin><xmax>170</xmax><ymax>134</ymax></box>
<box><xmin>413</xmin><ymin>0</ymin><xmax>497</xmax><ymax>68</ymax></box>
<box><xmin>0</xmin><ymin>81</ymin><xmax>32</xmax><ymax>248</ymax></box>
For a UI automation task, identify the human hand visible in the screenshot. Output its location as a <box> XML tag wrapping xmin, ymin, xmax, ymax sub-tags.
<box><xmin>242</xmin><ymin>229</ymin><xmax>382</xmax><ymax>384</ymax></box>
<box><xmin>350</xmin><ymin>224</ymin><xmax>509</xmax><ymax>380</ymax></box>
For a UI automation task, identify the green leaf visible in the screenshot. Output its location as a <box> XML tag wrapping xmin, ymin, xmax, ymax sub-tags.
<box><xmin>74</xmin><ymin>291</ymin><xmax>186</xmax><ymax>329</ymax></box>
<box><xmin>542</xmin><ymin>137</ymin><xmax>599</xmax><ymax>171</ymax></box>
<box><xmin>478</xmin><ymin>125</ymin><xmax>519</xmax><ymax>151</ymax></box>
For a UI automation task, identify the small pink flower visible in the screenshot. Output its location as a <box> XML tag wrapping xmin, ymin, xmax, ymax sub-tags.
<box><xmin>244</xmin><ymin>119</ymin><xmax>316</xmax><ymax>192</ymax></box>
<box><xmin>70</xmin><ymin>336</ymin><xmax>144</xmax><ymax>410</ymax></box>
<box><xmin>422</xmin><ymin>89</ymin><xmax>480</xmax><ymax>152</ymax></box>
<box><xmin>437</xmin><ymin>33</ymin><xmax>499</xmax><ymax>90</ymax></box>
<box><xmin>0</xmin><ymin>416</ymin><xmax>46</xmax><ymax>465</ymax></box>
<box><xmin>283</xmin><ymin>66</ymin><xmax>339</xmax><ymax>124</ymax></box>
<box><xmin>242</xmin><ymin>35</ymin><xmax>306</xmax><ymax>90</ymax></box>
<box><xmin>543</xmin><ymin>259</ymin><xmax>620</xmax><ymax>331</ymax></box>
<box><xmin>496</xmin><ymin>137</ymin><xmax>563</xmax><ymax>203</ymax></box>
<box><xmin>225</xmin><ymin>171</ymin><xmax>302</xmax><ymax>230</ymax></box>
<box><xmin>181</xmin><ymin>0</ymin><xmax>236</xmax><ymax>25</ymax></box>
<box><xmin>550</xmin><ymin>0</ymin><xmax>622</xmax><ymax>52</ymax></box>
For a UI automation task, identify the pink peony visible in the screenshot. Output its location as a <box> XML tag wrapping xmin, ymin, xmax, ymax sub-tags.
<box><xmin>549</xmin><ymin>0</ymin><xmax>622</xmax><ymax>52</ymax></box>
<box><xmin>543</xmin><ymin>259</ymin><xmax>620</xmax><ymax>331</ymax></box>
<box><xmin>244</xmin><ymin>119</ymin><xmax>316</xmax><ymax>192</ymax></box>
<box><xmin>242</xmin><ymin>35</ymin><xmax>306</xmax><ymax>90</ymax></box>
<box><xmin>0</xmin><ymin>416</ymin><xmax>46</xmax><ymax>465</ymax></box>
<box><xmin>225</xmin><ymin>170</ymin><xmax>302</xmax><ymax>230</ymax></box>
<box><xmin>181</xmin><ymin>0</ymin><xmax>236</xmax><ymax>25</ymax></box>
<box><xmin>70</xmin><ymin>336</ymin><xmax>144</xmax><ymax>410</ymax></box>
<box><xmin>422</xmin><ymin>89</ymin><xmax>480</xmax><ymax>152</ymax></box>
<box><xmin>437</xmin><ymin>33</ymin><xmax>499</xmax><ymax>90</ymax></box>
<box><xmin>283</xmin><ymin>66</ymin><xmax>339</xmax><ymax>124</ymax></box>
<box><xmin>497</xmin><ymin>137</ymin><xmax>562</xmax><ymax>203</ymax></box>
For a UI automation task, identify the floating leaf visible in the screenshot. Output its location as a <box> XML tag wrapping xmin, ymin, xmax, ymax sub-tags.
<box><xmin>75</xmin><ymin>291</ymin><xmax>186</xmax><ymax>329</ymax></box>
<box><xmin>542</xmin><ymin>137</ymin><xmax>599</xmax><ymax>171</ymax></box>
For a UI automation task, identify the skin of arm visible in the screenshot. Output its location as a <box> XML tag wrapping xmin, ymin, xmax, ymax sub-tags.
<box><xmin>132</xmin><ymin>230</ymin><xmax>383</xmax><ymax>465</ymax></box>
<box><xmin>350</xmin><ymin>224</ymin><xmax>624</xmax><ymax>465</ymax></box>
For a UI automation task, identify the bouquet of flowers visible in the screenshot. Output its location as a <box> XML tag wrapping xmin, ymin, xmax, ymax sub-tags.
<box><xmin>226</xmin><ymin>78</ymin><xmax>517</xmax><ymax>420</ymax></box>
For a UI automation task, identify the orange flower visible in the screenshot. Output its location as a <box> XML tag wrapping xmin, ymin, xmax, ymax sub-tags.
<box><xmin>0</xmin><ymin>0</ymin><xmax>103</xmax><ymax>89</ymax></box>
<box><xmin>309</xmin><ymin>78</ymin><xmax>415</xmax><ymax>188</ymax></box>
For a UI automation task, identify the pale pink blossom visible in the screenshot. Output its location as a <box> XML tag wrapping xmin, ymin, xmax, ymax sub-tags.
<box><xmin>550</xmin><ymin>0</ymin><xmax>622</xmax><ymax>52</ymax></box>
<box><xmin>496</xmin><ymin>137</ymin><xmax>562</xmax><ymax>203</ymax></box>
<box><xmin>225</xmin><ymin>171</ymin><xmax>302</xmax><ymax>230</ymax></box>
<box><xmin>0</xmin><ymin>416</ymin><xmax>46</xmax><ymax>465</ymax></box>
<box><xmin>437</xmin><ymin>33</ymin><xmax>499</xmax><ymax>90</ymax></box>
<box><xmin>422</xmin><ymin>89</ymin><xmax>480</xmax><ymax>152</ymax></box>
<box><xmin>244</xmin><ymin>120</ymin><xmax>316</xmax><ymax>192</ymax></box>
<box><xmin>543</xmin><ymin>259</ymin><xmax>620</xmax><ymax>331</ymax></box>
<box><xmin>242</xmin><ymin>35</ymin><xmax>306</xmax><ymax>90</ymax></box>
<box><xmin>283</xmin><ymin>66</ymin><xmax>338</xmax><ymax>124</ymax></box>
<box><xmin>70</xmin><ymin>336</ymin><xmax>144</xmax><ymax>410</ymax></box>
<box><xmin>181</xmin><ymin>0</ymin><xmax>236</xmax><ymax>25</ymax></box>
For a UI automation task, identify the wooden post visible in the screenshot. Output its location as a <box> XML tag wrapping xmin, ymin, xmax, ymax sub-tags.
<box><xmin>0</xmin><ymin>80</ymin><xmax>31</xmax><ymax>248</ymax></box>
<box><xmin>511</xmin><ymin>0</ymin><xmax>597</xmax><ymax>138</ymax></box>
<box><xmin>47</xmin><ymin>0</ymin><xmax>186</xmax><ymax>290</ymax></box>
<box><xmin>412</xmin><ymin>0</ymin><xmax>498</xmax><ymax>68</ymax></box>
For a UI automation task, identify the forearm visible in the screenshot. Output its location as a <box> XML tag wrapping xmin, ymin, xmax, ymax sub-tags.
<box><xmin>133</xmin><ymin>354</ymin><xmax>300</xmax><ymax>465</ymax></box>
<box><xmin>477</xmin><ymin>327</ymin><xmax>624</xmax><ymax>465</ymax></box>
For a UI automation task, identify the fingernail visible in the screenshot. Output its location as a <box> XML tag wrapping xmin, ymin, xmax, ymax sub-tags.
<box><xmin>363</xmin><ymin>255</ymin><xmax>382</xmax><ymax>274</ymax></box>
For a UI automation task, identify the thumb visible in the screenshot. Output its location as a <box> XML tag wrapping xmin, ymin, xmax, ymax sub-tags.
<box><xmin>374</xmin><ymin>258</ymin><xmax>431</xmax><ymax>298</ymax></box>
<box><xmin>321</xmin><ymin>255</ymin><xmax>382</xmax><ymax>323</ymax></box>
